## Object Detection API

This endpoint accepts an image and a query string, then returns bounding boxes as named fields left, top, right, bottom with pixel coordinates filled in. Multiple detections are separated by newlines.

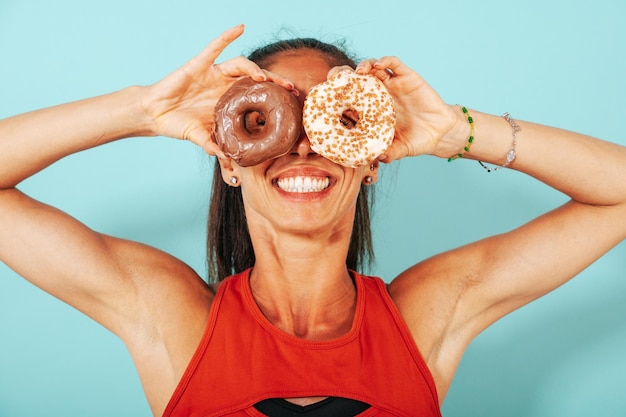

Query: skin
left=218, top=56, right=376, bottom=406
left=1, top=25, right=626, bottom=415
left=220, top=52, right=374, bottom=337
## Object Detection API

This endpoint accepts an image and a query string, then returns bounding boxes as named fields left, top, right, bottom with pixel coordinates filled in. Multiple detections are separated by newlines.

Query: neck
left=249, top=231, right=357, bottom=341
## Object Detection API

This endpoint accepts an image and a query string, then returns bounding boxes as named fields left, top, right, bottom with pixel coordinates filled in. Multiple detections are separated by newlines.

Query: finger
left=355, top=58, right=377, bottom=75
left=215, top=58, right=297, bottom=93
left=370, top=67, right=395, bottom=83
left=379, top=139, right=409, bottom=164
left=369, top=56, right=407, bottom=84
left=261, top=70, right=297, bottom=93
left=187, top=128, right=226, bottom=158
left=373, top=56, right=422, bottom=79
left=327, top=65, right=354, bottom=79
left=217, top=56, right=266, bottom=80
left=195, top=24, right=245, bottom=65
left=202, top=141, right=227, bottom=159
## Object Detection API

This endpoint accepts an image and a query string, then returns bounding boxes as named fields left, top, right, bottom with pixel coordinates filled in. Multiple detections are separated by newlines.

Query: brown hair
left=206, top=38, right=375, bottom=282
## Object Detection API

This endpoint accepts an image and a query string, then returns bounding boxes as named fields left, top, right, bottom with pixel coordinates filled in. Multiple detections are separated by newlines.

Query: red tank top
left=162, top=269, right=441, bottom=417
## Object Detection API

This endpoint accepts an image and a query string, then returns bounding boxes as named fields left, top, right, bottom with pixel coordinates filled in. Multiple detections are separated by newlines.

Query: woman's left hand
left=354, top=57, right=466, bottom=163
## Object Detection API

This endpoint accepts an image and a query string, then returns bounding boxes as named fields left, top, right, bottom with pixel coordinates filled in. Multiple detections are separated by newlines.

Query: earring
left=364, top=176, right=374, bottom=184
left=229, top=176, right=239, bottom=186
left=369, top=163, right=376, bottom=171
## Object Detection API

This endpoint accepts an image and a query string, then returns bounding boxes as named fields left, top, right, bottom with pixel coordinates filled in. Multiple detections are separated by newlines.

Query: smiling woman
left=1, top=13, right=626, bottom=417
left=208, top=42, right=376, bottom=286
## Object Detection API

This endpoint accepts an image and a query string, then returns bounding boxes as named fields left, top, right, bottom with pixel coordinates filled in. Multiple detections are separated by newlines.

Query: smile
left=276, top=176, right=330, bottom=193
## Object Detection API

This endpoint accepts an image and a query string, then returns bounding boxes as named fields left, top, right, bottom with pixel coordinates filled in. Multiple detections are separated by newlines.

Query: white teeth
left=277, top=176, right=330, bottom=193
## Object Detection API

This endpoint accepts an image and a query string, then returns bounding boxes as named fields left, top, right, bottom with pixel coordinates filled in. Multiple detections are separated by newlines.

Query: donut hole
left=244, top=110, right=267, bottom=136
left=340, top=109, right=360, bottom=130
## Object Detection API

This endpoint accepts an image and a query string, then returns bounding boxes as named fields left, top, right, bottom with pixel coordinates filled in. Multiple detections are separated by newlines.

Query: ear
left=218, top=157, right=242, bottom=187
left=362, top=160, right=379, bottom=185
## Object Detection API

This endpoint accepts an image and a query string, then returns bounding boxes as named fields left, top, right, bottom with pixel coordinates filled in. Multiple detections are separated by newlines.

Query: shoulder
left=115, top=242, right=216, bottom=412
left=385, top=245, right=503, bottom=401
left=120, top=243, right=214, bottom=344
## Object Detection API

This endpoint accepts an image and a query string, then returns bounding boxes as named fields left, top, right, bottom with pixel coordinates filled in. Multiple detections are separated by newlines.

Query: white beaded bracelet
left=478, top=112, right=520, bottom=172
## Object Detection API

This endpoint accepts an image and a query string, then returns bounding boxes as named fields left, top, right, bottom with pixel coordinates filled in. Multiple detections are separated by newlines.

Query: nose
left=291, top=130, right=316, bottom=158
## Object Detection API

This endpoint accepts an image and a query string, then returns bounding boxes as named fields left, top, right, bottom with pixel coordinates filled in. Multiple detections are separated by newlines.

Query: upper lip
left=270, top=156, right=337, bottom=179
left=270, top=163, right=337, bottom=187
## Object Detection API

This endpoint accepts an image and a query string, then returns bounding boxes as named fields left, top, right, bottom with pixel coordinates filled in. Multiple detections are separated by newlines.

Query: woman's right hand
left=141, top=25, right=294, bottom=157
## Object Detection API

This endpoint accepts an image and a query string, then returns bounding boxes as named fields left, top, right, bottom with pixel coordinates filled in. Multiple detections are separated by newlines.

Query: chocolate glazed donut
left=213, top=78, right=302, bottom=167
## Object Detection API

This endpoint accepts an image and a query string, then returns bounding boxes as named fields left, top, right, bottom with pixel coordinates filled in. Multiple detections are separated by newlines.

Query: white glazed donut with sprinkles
left=302, top=70, right=396, bottom=168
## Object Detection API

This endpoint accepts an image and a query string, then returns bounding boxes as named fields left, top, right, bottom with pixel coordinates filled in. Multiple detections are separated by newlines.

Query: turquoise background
left=1, top=0, right=625, bottom=415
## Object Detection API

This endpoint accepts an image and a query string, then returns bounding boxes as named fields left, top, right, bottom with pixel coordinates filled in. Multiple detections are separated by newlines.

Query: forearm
left=0, top=86, right=154, bottom=189
left=460, top=109, right=626, bottom=207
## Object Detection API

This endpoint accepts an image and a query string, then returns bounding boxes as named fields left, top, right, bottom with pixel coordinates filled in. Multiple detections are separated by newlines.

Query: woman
left=1, top=24, right=625, bottom=416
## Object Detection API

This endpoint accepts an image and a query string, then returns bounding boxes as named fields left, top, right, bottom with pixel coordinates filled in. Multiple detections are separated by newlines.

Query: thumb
left=187, top=127, right=226, bottom=158
left=378, top=140, right=409, bottom=164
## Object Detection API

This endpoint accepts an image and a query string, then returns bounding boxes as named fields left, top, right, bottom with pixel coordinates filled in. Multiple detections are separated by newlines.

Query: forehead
left=265, top=51, right=332, bottom=95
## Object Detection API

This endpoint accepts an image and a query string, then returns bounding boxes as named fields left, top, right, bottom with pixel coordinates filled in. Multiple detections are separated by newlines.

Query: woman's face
left=222, top=51, right=374, bottom=238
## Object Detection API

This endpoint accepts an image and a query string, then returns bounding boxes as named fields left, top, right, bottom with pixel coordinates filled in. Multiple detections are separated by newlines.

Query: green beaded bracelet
left=448, top=106, right=474, bottom=162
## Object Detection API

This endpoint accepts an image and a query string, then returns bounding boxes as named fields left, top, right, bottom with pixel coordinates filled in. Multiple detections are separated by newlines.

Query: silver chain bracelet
left=478, top=112, right=520, bottom=172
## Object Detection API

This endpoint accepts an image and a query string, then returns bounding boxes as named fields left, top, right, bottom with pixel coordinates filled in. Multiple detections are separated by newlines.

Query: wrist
left=452, top=111, right=521, bottom=168
left=119, top=85, right=158, bottom=138
left=446, top=106, right=475, bottom=162
left=436, top=105, right=472, bottom=159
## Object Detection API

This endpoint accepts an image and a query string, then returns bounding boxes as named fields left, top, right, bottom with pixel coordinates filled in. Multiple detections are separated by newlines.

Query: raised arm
left=359, top=57, right=626, bottom=398
left=0, top=25, right=289, bottom=335
left=0, top=25, right=275, bottom=189
left=0, top=25, right=301, bottom=414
